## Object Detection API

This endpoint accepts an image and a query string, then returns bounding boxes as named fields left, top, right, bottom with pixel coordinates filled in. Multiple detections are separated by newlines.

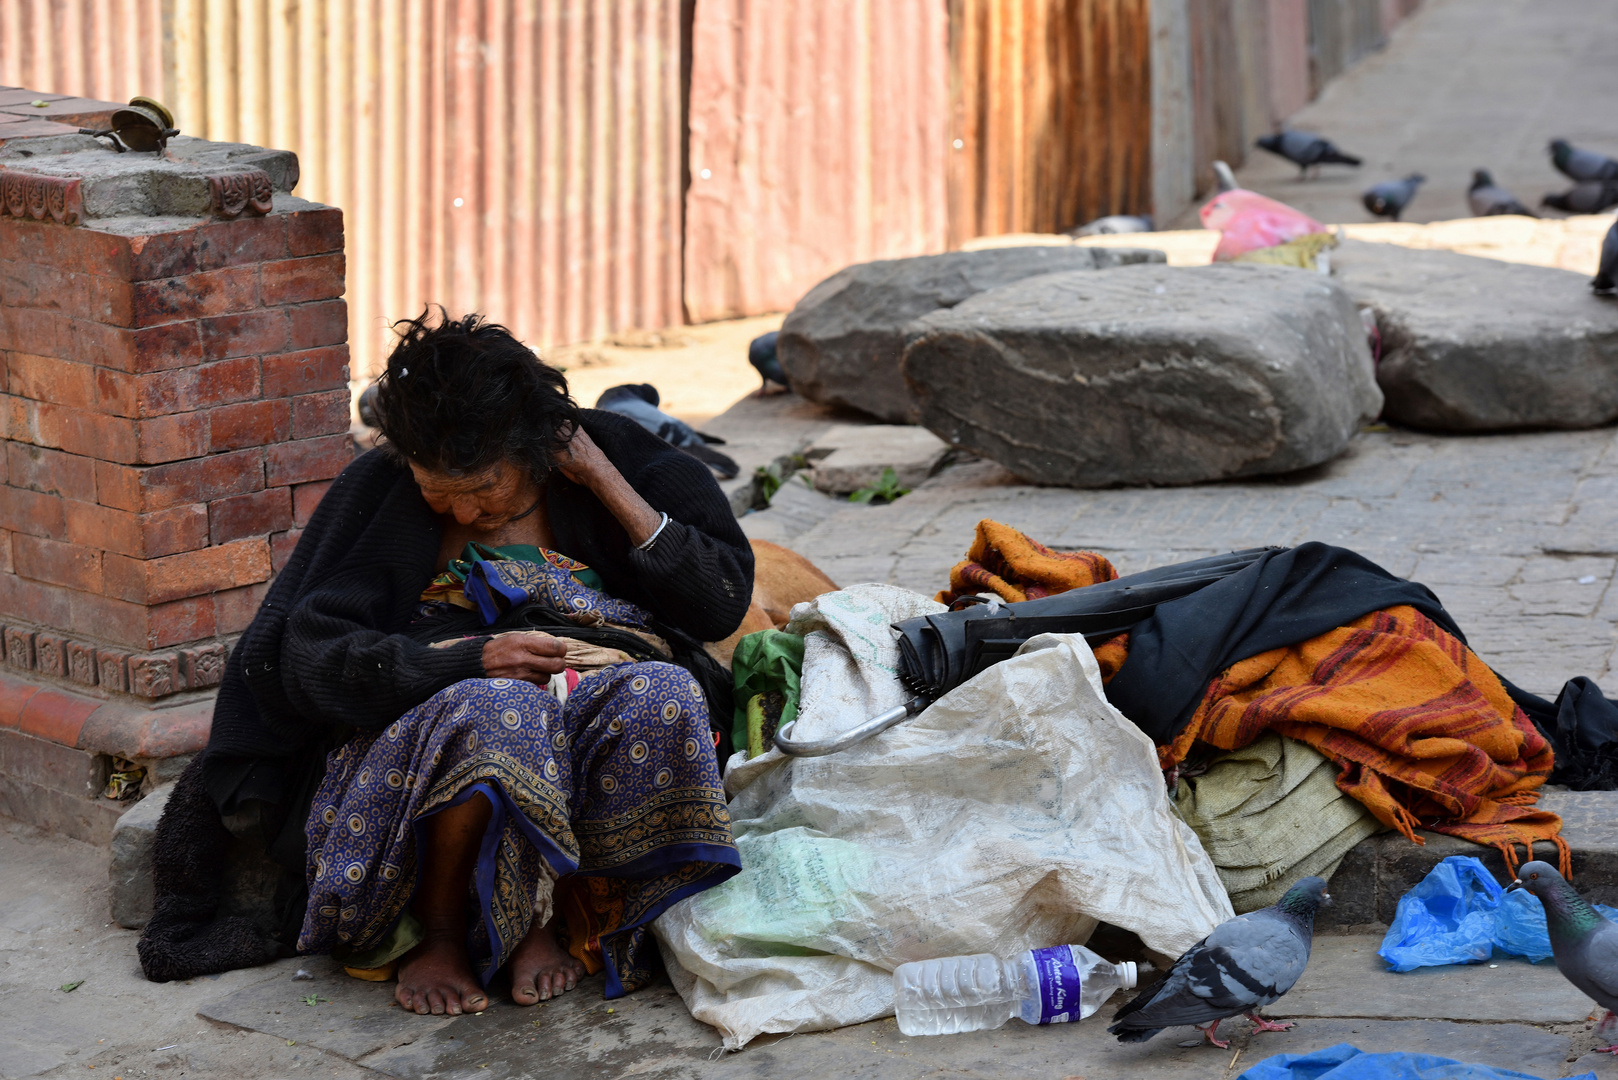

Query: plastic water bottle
left=893, top=945, right=1138, bottom=1036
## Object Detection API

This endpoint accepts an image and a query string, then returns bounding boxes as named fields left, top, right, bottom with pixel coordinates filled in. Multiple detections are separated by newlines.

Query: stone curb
left=1321, top=790, right=1618, bottom=927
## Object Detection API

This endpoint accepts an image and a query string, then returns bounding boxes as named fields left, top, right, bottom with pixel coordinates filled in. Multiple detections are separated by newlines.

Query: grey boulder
left=779, top=245, right=1165, bottom=423
left=1332, top=240, right=1618, bottom=431
left=901, top=263, right=1382, bottom=488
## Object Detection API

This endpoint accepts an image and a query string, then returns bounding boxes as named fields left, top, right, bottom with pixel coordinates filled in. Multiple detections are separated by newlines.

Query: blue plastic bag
left=1237, top=1042, right=1594, bottom=1080
left=1378, top=855, right=1618, bottom=972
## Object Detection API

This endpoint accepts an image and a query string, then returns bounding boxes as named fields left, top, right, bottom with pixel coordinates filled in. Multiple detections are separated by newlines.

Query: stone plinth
left=0, top=97, right=352, bottom=838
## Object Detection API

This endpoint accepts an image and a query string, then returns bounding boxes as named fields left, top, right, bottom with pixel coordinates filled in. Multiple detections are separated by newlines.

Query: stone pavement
left=8, top=803, right=1618, bottom=1080
left=1208, top=0, right=1618, bottom=228
left=749, top=417, right=1618, bottom=701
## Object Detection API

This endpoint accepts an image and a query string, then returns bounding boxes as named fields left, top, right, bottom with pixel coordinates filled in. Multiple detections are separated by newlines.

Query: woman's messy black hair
left=373, top=307, right=579, bottom=485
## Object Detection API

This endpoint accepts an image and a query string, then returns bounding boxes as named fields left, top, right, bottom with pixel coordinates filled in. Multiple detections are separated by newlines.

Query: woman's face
left=410, top=459, right=537, bottom=530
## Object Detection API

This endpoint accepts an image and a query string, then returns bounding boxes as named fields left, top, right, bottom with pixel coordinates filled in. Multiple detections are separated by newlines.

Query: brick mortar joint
left=0, top=619, right=235, bottom=699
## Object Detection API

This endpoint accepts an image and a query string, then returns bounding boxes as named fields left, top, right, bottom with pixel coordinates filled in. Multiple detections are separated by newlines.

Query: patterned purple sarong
left=297, top=664, right=739, bottom=997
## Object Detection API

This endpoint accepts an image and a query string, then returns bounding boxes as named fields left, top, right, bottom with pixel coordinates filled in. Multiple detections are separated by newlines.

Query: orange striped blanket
left=940, top=521, right=1566, bottom=875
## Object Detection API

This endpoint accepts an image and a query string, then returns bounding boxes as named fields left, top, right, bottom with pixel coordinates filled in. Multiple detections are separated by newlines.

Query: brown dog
left=705, top=539, right=839, bottom=668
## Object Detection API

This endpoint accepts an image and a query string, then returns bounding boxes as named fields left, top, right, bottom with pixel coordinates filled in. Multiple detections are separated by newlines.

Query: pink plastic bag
left=1200, top=189, right=1325, bottom=262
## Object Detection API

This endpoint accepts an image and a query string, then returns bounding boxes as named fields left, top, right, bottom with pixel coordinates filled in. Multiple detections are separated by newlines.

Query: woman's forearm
left=584, top=464, right=664, bottom=546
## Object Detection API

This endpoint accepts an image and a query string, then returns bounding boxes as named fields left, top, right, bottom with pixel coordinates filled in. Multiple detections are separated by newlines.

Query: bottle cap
left=1120, top=960, right=1137, bottom=989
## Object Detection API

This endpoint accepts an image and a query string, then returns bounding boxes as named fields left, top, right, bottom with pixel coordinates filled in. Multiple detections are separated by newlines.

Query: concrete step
left=1320, top=789, right=1618, bottom=928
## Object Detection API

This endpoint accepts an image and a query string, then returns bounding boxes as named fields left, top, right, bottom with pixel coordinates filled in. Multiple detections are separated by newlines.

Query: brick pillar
left=0, top=111, right=352, bottom=837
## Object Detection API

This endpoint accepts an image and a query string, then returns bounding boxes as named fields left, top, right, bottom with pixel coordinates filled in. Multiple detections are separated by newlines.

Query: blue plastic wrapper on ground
left=1237, top=1041, right=1596, bottom=1079
left=1377, top=854, right=1618, bottom=972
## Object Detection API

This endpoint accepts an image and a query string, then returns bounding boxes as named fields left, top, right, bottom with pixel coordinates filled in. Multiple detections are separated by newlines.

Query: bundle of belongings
left=656, top=520, right=1618, bottom=1048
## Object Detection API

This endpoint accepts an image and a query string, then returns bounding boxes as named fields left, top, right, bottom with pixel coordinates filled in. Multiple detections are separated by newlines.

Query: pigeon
left=1363, top=174, right=1425, bottom=221
left=1255, top=130, right=1362, bottom=177
left=1067, top=214, right=1155, bottom=237
left=748, top=331, right=790, bottom=396
left=1508, top=861, right=1618, bottom=1053
left=1594, top=221, right=1617, bottom=296
left=594, top=383, right=738, bottom=479
left=1108, top=877, right=1330, bottom=1049
left=1467, top=170, right=1536, bottom=218
left=1212, top=160, right=1239, bottom=194
left=1549, top=139, right=1618, bottom=184
left=357, top=382, right=380, bottom=427
left=1541, top=180, right=1618, bottom=215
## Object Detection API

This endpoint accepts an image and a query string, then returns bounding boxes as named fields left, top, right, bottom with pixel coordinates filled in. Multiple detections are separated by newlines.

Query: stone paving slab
left=1280, top=938, right=1598, bottom=1023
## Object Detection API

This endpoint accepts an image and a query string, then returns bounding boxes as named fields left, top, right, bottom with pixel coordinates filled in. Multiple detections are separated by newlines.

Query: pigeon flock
left=1249, top=128, right=1618, bottom=230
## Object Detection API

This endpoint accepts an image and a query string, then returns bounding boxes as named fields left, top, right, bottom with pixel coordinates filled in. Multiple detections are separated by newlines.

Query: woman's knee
left=437, top=677, right=560, bottom=733
left=600, top=662, right=708, bottom=722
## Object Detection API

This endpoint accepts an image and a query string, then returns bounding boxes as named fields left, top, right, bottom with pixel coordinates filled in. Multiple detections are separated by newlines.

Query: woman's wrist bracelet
left=636, top=511, right=671, bottom=552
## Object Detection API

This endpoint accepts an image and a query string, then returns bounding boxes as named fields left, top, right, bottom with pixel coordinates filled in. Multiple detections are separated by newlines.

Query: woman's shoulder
left=299, top=447, right=419, bottom=534
left=578, top=409, right=687, bottom=476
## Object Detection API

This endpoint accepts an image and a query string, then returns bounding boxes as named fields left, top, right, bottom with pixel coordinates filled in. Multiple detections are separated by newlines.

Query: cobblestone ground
left=1198, top=0, right=1618, bottom=228
left=782, top=425, right=1618, bottom=699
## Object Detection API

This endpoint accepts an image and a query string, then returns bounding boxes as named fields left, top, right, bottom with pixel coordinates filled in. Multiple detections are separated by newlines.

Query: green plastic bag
left=730, top=630, right=804, bottom=758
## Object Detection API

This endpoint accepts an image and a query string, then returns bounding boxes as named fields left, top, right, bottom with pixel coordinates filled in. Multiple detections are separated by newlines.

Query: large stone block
left=108, top=781, right=173, bottom=928
left=1332, top=240, right=1618, bottom=432
left=778, top=246, right=1165, bottom=424
left=901, top=263, right=1382, bottom=487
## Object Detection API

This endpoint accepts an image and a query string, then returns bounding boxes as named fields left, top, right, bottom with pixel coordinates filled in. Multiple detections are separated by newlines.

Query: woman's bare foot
left=396, top=935, right=488, bottom=1016
left=509, top=918, right=587, bottom=1004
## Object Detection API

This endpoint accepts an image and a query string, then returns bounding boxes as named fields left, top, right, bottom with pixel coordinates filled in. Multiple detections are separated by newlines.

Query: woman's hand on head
left=482, top=632, right=567, bottom=685
left=552, top=425, right=613, bottom=488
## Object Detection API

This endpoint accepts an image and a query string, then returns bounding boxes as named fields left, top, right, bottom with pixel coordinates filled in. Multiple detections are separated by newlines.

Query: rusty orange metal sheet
left=683, top=0, right=952, bottom=322
left=947, top=0, right=1153, bottom=243
left=7, top=0, right=686, bottom=378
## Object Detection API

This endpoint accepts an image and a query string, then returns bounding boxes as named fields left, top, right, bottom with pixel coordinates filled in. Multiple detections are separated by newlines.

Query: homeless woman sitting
left=135, top=310, right=749, bottom=1016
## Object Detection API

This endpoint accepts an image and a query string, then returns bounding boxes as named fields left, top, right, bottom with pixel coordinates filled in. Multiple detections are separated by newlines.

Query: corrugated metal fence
left=683, top=0, right=950, bottom=323
left=948, top=0, right=1152, bottom=241
left=5, top=0, right=1417, bottom=345
left=3, top=0, right=685, bottom=378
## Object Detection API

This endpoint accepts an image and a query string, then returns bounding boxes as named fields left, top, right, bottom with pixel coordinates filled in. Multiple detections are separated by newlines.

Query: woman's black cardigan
left=204, top=408, right=754, bottom=812
left=138, top=411, right=752, bottom=981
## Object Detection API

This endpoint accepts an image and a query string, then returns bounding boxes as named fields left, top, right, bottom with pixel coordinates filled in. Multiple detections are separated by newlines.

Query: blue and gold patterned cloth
left=297, top=550, right=739, bottom=997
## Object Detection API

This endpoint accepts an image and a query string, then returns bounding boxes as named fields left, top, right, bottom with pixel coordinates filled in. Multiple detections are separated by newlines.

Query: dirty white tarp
left=653, top=584, right=1233, bottom=1051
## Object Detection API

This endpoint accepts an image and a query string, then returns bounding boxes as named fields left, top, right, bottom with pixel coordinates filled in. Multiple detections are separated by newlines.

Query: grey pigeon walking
left=594, top=383, right=739, bottom=479
left=1542, top=180, right=1618, bottom=215
left=1509, top=861, right=1618, bottom=1052
left=1550, top=139, right=1618, bottom=184
left=1594, top=221, right=1618, bottom=296
left=748, top=330, right=790, bottom=396
left=1468, top=170, right=1536, bottom=218
left=1108, top=877, right=1330, bottom=1049
left=1255, top=130, right=1362, bottom=177
left=1067, top=214, right=1155, bottom=237
left=1363, top=174, right=1425, bottom=221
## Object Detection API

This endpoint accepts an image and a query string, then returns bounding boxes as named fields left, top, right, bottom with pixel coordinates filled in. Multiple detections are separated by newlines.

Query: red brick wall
left=0, top=205, right=351, bottom=681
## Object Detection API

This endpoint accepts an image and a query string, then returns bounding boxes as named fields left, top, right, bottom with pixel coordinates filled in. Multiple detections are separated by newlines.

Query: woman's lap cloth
left=940, top=520, right=1566, bottom=875
left=297, top=663, right=740, bottom=997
